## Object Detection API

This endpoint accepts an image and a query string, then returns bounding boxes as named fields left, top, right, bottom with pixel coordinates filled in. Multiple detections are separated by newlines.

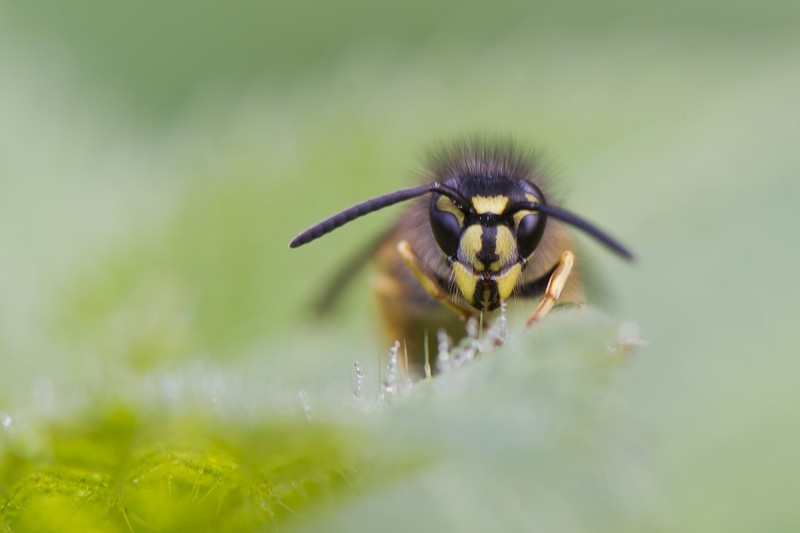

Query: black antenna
left=516, top=202, right=634, bottom=261
left=290, top=183, right=464, bottom=248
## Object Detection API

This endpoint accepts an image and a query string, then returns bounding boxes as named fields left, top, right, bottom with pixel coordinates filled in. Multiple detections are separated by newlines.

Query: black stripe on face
left=478, top=225, right=499, bottom=271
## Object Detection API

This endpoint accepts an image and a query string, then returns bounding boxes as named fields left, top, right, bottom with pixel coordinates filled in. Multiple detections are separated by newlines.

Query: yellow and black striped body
left=290, top=138, right=632, bottom=380
left=372, top=143, right=583, bottom=376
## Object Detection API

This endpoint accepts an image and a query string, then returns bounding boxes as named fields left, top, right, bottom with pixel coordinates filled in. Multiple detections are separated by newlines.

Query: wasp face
left=429, top=179, right=547, bottom=311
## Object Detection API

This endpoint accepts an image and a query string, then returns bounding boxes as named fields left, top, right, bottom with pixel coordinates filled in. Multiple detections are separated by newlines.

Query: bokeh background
left=1, top=1, right=799, bottom=531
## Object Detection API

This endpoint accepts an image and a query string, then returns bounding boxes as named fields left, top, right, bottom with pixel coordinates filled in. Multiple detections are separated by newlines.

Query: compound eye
left=516, top=213, right=546, bottom=258
left=429, top=195, right=462, bottom=257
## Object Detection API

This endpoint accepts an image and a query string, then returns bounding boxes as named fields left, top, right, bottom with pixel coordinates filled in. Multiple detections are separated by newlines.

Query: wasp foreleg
left=524, top=250, right=575, bottom=327
left=397, top=240, right=476, bottom=321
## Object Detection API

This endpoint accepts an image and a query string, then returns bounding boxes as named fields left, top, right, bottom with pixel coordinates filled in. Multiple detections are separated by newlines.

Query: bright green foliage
left=1, top=409, right=393, bottom=532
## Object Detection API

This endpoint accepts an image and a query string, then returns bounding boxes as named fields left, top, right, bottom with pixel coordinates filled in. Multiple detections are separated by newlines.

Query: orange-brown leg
left=397, top=240, right=476, bottom=321
left=525, top=250, right=575, bottom=327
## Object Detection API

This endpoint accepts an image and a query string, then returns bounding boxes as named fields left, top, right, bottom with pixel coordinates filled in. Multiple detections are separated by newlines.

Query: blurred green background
left=1, top=0, right=799, bottom=531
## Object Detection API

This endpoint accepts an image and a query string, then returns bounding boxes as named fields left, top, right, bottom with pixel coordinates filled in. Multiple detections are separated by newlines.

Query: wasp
left=290, top=138, right=633, bottom=377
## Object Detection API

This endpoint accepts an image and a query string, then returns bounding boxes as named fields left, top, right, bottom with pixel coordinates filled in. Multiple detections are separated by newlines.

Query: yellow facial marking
left=525, top=194, right=540, bottom=204
left=493, top=226, right=517, bottom=268
left=453, top=262, right=477, bottom=303
left=495, top=263, right=522, bottom=301
left=513, top=210, right=534, bottom=227
left=459, top=225, right=483, bottom=267
left=472, top=195, right=508, bottom=215
left=436, top=195, right=464, bottom=226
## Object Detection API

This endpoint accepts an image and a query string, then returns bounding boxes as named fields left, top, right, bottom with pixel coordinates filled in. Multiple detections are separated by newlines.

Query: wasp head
left=429, top=178, right=547, bottom=311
